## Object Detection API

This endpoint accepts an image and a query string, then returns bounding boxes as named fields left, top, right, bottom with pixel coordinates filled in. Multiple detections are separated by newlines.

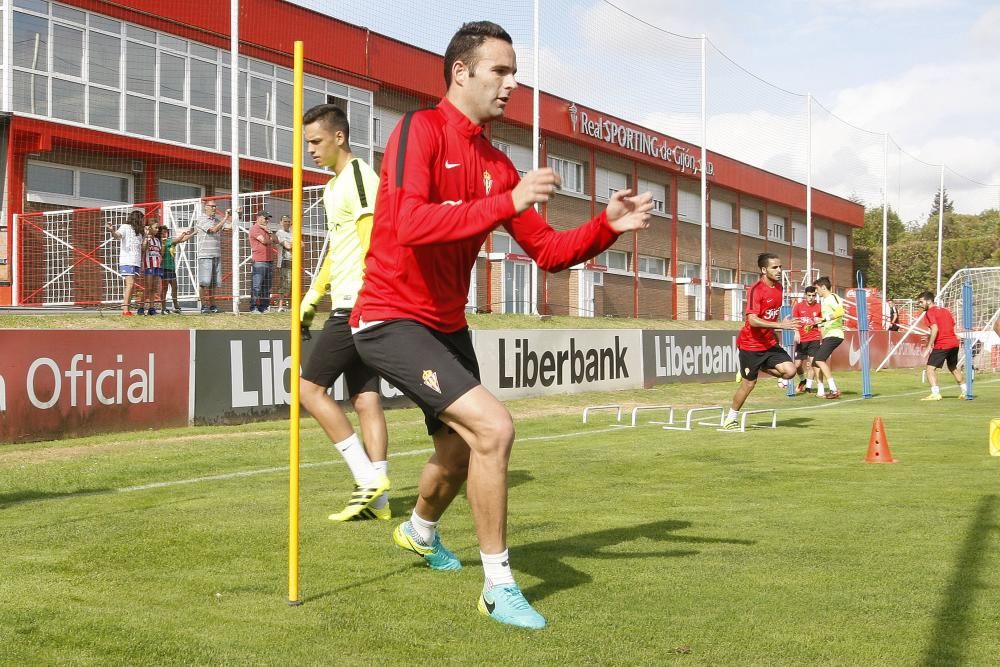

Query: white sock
left=334, top=434, right=377, bottom=487
left=931, top=385, right=941, bottom=395
left=817, top=382, right=826, bottom=396
left=371, top=460, right=388, bottom=509
left=726, top=408, right=738, bottom=422
left=827, top=378, right=838, bottom=393
left=481, top=549, right=515, bottom=590
left=409, top=511, right=437, bottom=545
left=806, top=379, right=813, bottom=389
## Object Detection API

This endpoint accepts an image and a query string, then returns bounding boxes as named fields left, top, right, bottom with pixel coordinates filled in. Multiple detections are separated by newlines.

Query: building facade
left=0, top=0, right=861, bottom=315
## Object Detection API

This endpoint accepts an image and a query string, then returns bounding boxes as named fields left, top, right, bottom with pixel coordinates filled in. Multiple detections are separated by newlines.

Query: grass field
left=2, top=370, right=999, bottom=665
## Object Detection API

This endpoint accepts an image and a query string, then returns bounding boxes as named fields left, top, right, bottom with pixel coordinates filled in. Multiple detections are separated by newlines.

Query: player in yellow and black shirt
left=298, top=104, right=390, bottom=522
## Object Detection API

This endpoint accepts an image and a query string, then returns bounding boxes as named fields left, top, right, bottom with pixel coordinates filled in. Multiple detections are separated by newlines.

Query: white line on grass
left=6, top=427, right=627, bottom=507
left=774, top=377, right=1000, bottom=414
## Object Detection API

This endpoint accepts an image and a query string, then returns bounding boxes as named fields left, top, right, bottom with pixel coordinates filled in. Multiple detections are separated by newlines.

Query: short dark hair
left=814, top=276, right=832, bottom=290
left=804, top=285, right=817, bottom=294
left=757, top=252, right=779, bottom=270
left=302, top=104, right=350, bottom=143
left=443, top=21, right=513, bottom=86
left=917, top=290, right=935, bottom=301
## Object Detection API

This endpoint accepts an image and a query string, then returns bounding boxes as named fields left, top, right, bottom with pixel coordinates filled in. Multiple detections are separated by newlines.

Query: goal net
left=936, top=267, right=1000, bottom=371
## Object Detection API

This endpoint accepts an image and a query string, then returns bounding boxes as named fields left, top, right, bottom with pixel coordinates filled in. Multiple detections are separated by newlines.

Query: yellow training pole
left=288, top=40, right=304, bottom=606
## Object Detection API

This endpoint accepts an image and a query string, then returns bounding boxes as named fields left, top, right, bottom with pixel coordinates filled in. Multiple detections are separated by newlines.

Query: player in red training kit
left=350, top=21, right=652, bottom=629
left=791, top=285, right=822, bottom=394
left=722, top=253, right=798, bottom=430
left=917, top=290, right=967, bottom=400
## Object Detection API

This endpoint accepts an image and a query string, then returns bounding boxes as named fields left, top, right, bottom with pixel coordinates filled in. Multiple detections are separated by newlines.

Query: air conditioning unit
left=131, top=160, right=144, bottom=173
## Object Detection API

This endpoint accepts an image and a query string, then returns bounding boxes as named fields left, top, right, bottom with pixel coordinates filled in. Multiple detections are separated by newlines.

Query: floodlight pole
left=699, top=34, right=707, bottom=321
left=881, top=133, right=888, bottom=306
left=936, top=165, right=944, bottom=295
left=229, top=0, right=241, bottom=314
left=530, top=0, right=540, bottom=315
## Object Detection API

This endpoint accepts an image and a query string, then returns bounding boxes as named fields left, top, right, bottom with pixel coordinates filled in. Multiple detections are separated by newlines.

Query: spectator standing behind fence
left=195, top=200, right=232, bottom=314
left=273, top=215, right=293, bottom=312
left=159, top=225, right=196, bottom=314
left=139, top=220, right=163, bottom=315
left=887, top=299, right=900, bottom=331
left=249, top=211, right=277, bottom=313
left=107, top=209, right=144, bottom=316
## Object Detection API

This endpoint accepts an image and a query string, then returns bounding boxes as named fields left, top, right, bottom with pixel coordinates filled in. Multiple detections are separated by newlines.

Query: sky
left=291, top=0, right=999, bottom=221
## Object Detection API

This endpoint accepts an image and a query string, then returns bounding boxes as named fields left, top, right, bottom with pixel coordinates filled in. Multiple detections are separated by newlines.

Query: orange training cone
left=865, top=417, right=896, bottom=464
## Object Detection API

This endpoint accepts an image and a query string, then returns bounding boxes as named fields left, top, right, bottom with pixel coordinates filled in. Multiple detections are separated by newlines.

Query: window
left=595, top=167, right=627, bottom=202
left=158, top=179, right=203, bottom=201
left=13, top=12, right=48, bottom=71
left=79, top=171, right=129, bottom=201
left=767, top=214, right=786, bottom=242
left=190, top=59, right=217, bottom=110
left=88, top=87, right=120, bottom=129
left=491, top=139, right=531, bottom=175
left=740, top=206, right=761, bottom=235
left=678, top=188, right=701, bottom=222
left=711, top=198, right=734, bottom=230
left=159, top=52, right=186, bottom=101
left=52, top=24, right=83, bottom=77
left=792, top=221, right=807, bottom=248
left=26, top=161, right=132, bottom=206
left=711, top=267, right=734, bottom=284
left=677, top=262, right=702, bottom=279
left=637, top=178, right=666, bottom=214
left=88, top=31, right=120, bottom=88
left=742, top=271, right=759, bottom=286
left=126, top=41, right=156, bottom=95
left=8, top=5, right=373, bottom=165
left=834, top=232, right=850, bottom=256
left=638, top=255, right=667, bottom=276
left=51, top=79, right=85, bottom=122
left=126, top=95, right=155, bottom=136
left=548, top=156, right=585, bottom=194
left=814, top=227, right=830, bottom=252
left=492, top=231, right=525, bottom=256
left=596, top=249, right=630, bottom=272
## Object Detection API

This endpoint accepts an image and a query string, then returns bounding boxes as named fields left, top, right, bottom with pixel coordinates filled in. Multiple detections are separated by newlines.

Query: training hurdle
left=662, top=406, right=724, bottom=431
left=626, top=405, right=675, bottom=428
left=582, top=405, right=623, bottom=424
left=741, top=409, right=777, bottom=431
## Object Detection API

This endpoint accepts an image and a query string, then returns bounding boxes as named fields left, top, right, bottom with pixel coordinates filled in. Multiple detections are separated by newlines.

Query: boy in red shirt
left=723, top=253, right=797, bottom=430
left=791, top=285, right=822, bottom=393
left=917, top=290, right=967, bottom=400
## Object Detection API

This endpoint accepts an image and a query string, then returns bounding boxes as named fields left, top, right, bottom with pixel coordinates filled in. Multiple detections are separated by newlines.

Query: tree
left=929, top=188, right=954, bottom=216
left=853, top=206, right=906, bottom=287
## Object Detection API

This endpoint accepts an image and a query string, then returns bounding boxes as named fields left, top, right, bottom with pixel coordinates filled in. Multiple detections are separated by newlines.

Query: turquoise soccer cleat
left=478, top=583, right=546, bottom=630
left=392, top=521, right=462, bottom=571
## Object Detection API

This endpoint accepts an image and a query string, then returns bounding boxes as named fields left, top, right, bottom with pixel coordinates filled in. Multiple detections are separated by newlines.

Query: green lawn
left=2, top=370, right=998, bottom=665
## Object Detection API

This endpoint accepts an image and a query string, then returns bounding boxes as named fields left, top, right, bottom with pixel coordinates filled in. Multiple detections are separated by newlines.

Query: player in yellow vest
left=812, top=276, right=845, bottom=399
left=298, top=104, right=390, bottom=521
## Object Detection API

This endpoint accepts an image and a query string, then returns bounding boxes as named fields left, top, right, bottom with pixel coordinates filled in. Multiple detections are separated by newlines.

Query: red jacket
left=352, top=98, right=619, bottom=332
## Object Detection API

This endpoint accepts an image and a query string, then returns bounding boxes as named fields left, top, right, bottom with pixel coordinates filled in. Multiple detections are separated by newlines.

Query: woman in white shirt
left=107, top=209, right=145, bottom=315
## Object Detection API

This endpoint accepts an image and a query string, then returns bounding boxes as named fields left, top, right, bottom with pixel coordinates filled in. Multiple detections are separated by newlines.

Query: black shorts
left=738, top=345, right=792, bottom=381
left=927, top=347, right=959, bottom=371
left=301, top=314, right=380, bottom=396
left=795, top=340, right=821, bottom=360
left=353, top=319, right=480, bottom=435
left=812, top=336, right=843, bottom=363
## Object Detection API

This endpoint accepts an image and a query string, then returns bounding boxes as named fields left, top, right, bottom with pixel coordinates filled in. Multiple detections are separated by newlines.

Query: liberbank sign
left=569, top=103, right=715, bottom=176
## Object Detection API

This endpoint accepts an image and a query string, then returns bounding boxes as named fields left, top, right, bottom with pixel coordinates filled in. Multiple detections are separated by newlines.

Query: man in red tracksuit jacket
left=351, top=21, right=653, bottom=629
